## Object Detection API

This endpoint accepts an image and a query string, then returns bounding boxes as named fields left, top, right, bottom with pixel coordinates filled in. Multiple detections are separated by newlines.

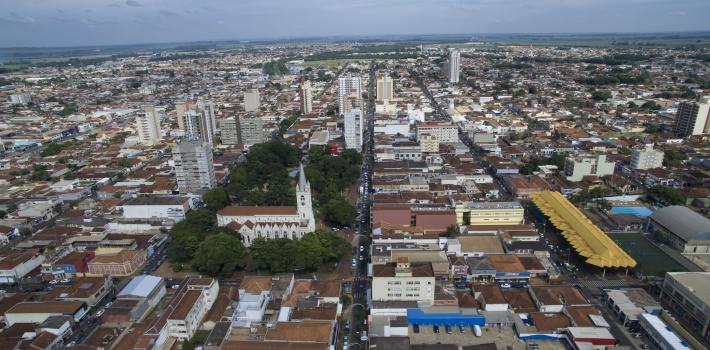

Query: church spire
left=298, top=163, right=308, bottom=191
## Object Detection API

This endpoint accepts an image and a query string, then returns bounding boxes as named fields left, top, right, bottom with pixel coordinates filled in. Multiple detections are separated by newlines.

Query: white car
left=500, top=283, right=511, bottom=288
left=49, top=280, right=58, bottom=285
left=96, top=309, right=105, bottom=317
left=60, top=279, right=70, bottom=284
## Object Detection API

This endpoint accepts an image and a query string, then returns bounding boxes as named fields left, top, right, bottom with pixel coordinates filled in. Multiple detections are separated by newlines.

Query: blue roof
left=407, top=308, right=485, bottom=326
left=118, top=275, right=163, bottom=298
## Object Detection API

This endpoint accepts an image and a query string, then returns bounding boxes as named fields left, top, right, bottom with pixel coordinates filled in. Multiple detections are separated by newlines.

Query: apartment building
left=377, top=74, right=394, bottom=102
left=564, top=154, right=616, bottom=182
left=416, top=122, right=459, bottom=143
left=630, top=144, right=664, bottom=170
left=372, top=257, right=435, bottom=304
left=136, top=106, right=162, bottom=146
left=244, top=88, right=260, bottom=112
left=674, top=96, right=710, bottom=137
left=344, top=108, right=363, bottom=151
left=173, top=138, right=216, bottom=194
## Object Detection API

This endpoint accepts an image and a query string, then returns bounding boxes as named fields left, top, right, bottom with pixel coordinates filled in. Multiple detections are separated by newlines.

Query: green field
left=611, top=233, right=686, bottom=277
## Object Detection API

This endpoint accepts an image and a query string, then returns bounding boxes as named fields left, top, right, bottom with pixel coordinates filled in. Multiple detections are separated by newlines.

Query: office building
left=453, top=201, right=525, bottom=226
left=177, top=99, right=216, bottom=145
left=173, top=138, right=216, bottom=194
left=338, top=76, right=362, bottom=114
left=675, top=96, right=710, bottom=137
left=219, top=118, right=239, bottom=145
left=344, top=108, right=363, bottom=151
left=660, top=272, right=710, bottom=342
left=300, top=79, right=313, bottom=114
left=564, top=154, right=616, bottom=182
left=244, top=88, right=260, bottom=112
left=447, top=48, right=461, bottom=83
left=236, top=115, right=264, bottom=146
left=342, top=93, right=363, bottom=114
left=376, top=74, right=394, bottom=102
left=416, top=122, right=459, bottom=143
left=372, top=257, right=435, bottom=303
left=630, top=144, right=664, bottom=170
left=136, top=106, right=162, bottom=146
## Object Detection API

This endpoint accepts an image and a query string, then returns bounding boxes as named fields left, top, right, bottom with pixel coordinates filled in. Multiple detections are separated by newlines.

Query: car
left=60, top=279, right=70, bottom=284
left=49, top=280, right=58, bottom=285
left=640, top=345, right=649, bottom=349
left=633, top=333, right=642, bottom=338
left=105, top=301, right=113, bottom=308
left=433, top=325, right=440, bottom=333
left=96, top=309, right=104, bottom=317
left=359, top=255, right=364, bottom=261
left=352, top=259, right=357, bottom=267
left=359, top=245, right=364, bottom=252
left=172, top=284, right=180, bottom=289
left=343, top=341, right=348, bottom=348
left=66, top=341, right=76, bottom=347
left=500, top=283, right=511, bottom=288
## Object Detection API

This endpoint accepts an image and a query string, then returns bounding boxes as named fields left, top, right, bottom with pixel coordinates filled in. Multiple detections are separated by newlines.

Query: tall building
left=674, top=96, right=710, bottom=136
left=376, top=75, right=394, bottom=102
left=220, top=118, right=239, bottom=145
left=173, top=138, right=216, bottom=194
left=564, top=154, right=616, bottom=182
left=136, top=106, right=162, bottom=146
left=344, top=108, right=363, bottom=151
left=630, top=144, right=664, bottom=170
left=300, top=80, right=313, bottom=114
left=338, top=76, right=362, bottom=114
left=447, top=48, right=461, bottom=84
left=176, top=99, right=216, bottom=145
left=244, top=88, right=260, bottom=112
left=236, top=115, right=264, bottom=146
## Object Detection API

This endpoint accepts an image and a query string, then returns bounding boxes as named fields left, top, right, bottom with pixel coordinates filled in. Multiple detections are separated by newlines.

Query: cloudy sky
left=1, top=0, right=709, bottom=47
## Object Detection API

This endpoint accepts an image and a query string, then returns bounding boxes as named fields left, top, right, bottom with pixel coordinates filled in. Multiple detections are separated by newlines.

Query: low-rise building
left=453, top=201, right=524, bottom=226
left=648, top=205, right=710, bottom=254
left=372, top=257, right=435, bottom=304
left=121, top=196, right=193, bottom=222
left=87, top=250, right=146, bottom=277
left=0, top=249, right=45, bottom=284
left=5, top=301, right=88, bottom=326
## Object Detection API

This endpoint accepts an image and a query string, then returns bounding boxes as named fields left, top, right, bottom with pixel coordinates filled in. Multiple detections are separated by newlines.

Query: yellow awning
left=530, top=191, right=636, bottom=268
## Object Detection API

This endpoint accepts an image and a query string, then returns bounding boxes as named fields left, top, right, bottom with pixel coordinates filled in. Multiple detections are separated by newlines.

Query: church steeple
left=298, top=163, right=308, bottom=192
left=296, top=163, right=314, bottom=230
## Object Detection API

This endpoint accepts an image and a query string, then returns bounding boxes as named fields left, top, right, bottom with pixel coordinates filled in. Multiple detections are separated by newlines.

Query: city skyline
left=1, top=0, right=710, bottom=47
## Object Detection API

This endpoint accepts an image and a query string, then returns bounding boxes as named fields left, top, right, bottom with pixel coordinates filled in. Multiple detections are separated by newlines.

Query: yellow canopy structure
left=530, top=191, right=637, bottom=268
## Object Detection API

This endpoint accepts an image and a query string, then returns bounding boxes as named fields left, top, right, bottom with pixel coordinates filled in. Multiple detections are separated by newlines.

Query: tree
left=322, top=199, right=356, bottom=227
left=203, top=188, right=230, bottom=211
left=192, top=234, right=248, bottom=275
left=595, top=199, right=612, bottom=211
left=441, top=225, right=459, bottom=237
left=0, top=210, right=6, bottom=219
left=649, top=185, right=685, bottom=205
left=591, top=90, right=612, bottom=101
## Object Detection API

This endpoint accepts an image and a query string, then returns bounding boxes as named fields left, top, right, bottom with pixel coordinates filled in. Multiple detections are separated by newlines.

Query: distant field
left=304, top=59, right=361, bottom=68
left=610, top=232, right=686, bottom=277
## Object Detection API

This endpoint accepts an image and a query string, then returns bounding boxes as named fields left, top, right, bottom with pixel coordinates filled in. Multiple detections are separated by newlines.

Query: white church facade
left=216, top=164, right=316, bottom=247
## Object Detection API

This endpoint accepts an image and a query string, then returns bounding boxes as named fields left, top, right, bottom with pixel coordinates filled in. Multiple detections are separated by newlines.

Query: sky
left=1, top=0, right=709, bottom=47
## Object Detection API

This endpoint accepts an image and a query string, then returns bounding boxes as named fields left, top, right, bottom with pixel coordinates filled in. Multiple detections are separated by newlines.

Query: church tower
left=296, top=163, right=315, bottom=231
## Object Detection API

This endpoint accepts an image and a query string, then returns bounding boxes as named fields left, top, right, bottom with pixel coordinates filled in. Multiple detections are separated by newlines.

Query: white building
left=232, top=276, right=274, bottom=328
left=10, top=93, right=32, bottom=105
left=372, top=258, right=435, bottom=304
left=300, top=80, right=313, bottom=114
left=0, top=249, right=45, bottom=284
left=446, top=48, right=460, bottom=83
left=244, top=88, right=260, bottom=112
left=338, top=76, right=362, bottom=114
left=177, top=99, right=216, bottom=146
left=121, top=196, right=193, bottom=222
left=630, top=144, right=664, bottom=170
left=173, top=138, right=216, bottom=195
left=416, top=122, right=459, bottom=143
left=5, top=301, right=87, bottom=326
left=344, top=108, right=363, bottom=151
left=136, top=106, right=162, bottom=146
left=217, top=164, right=316, bottom=247
left=564, top=154, right=616, bottom=182
left=675, top=96, right=710, bottom=136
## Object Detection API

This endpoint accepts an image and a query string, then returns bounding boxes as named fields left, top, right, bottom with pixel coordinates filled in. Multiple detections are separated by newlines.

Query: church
left=216, top=164, right=316, bottom=247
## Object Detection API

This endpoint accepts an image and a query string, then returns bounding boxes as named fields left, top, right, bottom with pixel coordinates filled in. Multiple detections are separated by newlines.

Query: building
left=219, top=118, right=239, bottom=145
left=564, top=327, right=616, bottom=350
left=372, top=257, right=435, bottom=304
left=136, top=106, right=162, bottom=146
left=344, top=108, right=363, bottom=151
left=46, top=277, right=113, bottom=307
left=564, top=154, right=615, bottom=181
left=217, top=164, right=315, bottom=247
left=659, top=272, right=710, bottom=342
left=5, top=301, right=87, bottom=326
left=121, top=196, right=193, bottom=222
left=420, top=134, right=439, bottom=153
left=377, top=75, right=394, bottom=102
left=10, top=93, right=32, bottom=105
left=338, top=76, right=362, bottom=114
left=87, top=250, right=146, bottom=277
left=173, top=138, right=216, bottom=194
left=112, top=275, right=166, bottom=322
left=638, top=313, right=694, bottom=350
left=177, top=99, right=216, bottom=145
left=0, top=249, right=45, bottom=284
left=232, top=276, right=273, bottom=327
left=416, top=122, right=459, bottom=143
left=648, top=205, right=710, bottom=253
left=300, top=79, right=313, bottom=114
left=674, top=96, right=710, bottom=136
left=244, top=88, right=260, bottom=112
left=236, top=115, right=264, bottom=146
left=446, top=48, right=461, bottom=83
left=453, top=201, right=524, bottom=226
left=602, top=288, right=661, bottom=329
left=630, top=144, right=664, bottom=170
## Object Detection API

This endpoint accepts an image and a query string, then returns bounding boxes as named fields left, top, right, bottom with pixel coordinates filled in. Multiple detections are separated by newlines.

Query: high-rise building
left=244, top=88, right=260, bottom=112
left=300, top=80, right=313, bottom=114
left=219, top=118, right=239, bottom=145
left=630, top=144, right=664, bottom=170
left=344, top=108, right=363, bottom=151
left=338, top=76, right=362, bottom=114
left=178, top=99, right=216, bottom=146
left=342, top=93, right=363, bottom=114
left=173, top=138, right=216, bottom=194
left=136, top=106, right=162, bottom=145
left=236, top=115, right=264, bottom=146
left=564, top=154, right=616, bottom=182
left=376, top=75, right=394, bottom=102
left=447, top=48, right=460, bottom=84
left=10, top=93, right=31, bottom=105
left=674, top=96, right=710, bottom=137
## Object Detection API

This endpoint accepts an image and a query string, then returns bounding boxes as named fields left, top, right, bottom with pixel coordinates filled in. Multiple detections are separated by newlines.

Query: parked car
left=500, top=283, right=511, bottom=288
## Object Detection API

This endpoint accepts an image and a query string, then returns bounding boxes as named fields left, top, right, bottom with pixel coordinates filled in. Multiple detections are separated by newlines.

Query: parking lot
left=408, top=323, right=527, bottom=348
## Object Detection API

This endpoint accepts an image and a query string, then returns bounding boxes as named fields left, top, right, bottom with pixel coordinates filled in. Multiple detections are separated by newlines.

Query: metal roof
left=118, top=275, right=163, bottom=298
left=649, top=206, right=710, bottom=242
left=530, top=191, right=636, bottom=268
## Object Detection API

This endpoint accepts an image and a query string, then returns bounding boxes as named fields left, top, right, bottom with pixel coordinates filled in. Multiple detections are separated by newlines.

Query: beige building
left=630, top=144, right=664, bottom=170
left=372, top=257, right=435, bottom=303
left=87, top=250, right=146, bottom=277
left=419, top=134, right=439, bottom=153
left=376, top=75, right=394, bottom=102
left=300, top=80, right=313, bottom=114
left=675, top=96, right=710, bottom=137
left=136, top=106, right=162, bottom=145
left=453, top=201, right=524, bottom=226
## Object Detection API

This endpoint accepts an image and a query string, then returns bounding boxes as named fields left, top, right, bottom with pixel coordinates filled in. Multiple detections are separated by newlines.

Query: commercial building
left=110, top=275, right=166, bottom=323
left=300, top=79, right=313, bottom=114
left=87, top=250, right=147, bottom=277
left=121, top=196, right=193, bottom=222
left=674, top=96, right=710, bottom=136
left=235, top=115, right=264, bottom=146
left=338, top=76, right=362, bottom=114
left=453, top=201, right=524, bottom=226
left=377, top=74, right=394, bottom=102
left=638, top=313, right=693, bottom=350
left=446, top=48, right=460, bottom=83
left=173, top=138, right=216, bottom=194
left=416, top=122, right=459, bottom=143
left=648, top=205, right=710, bottom=253
left=601, top=288, right=660, bottom=329
left=0, top=249, right=45, bottom=284
left=5, top=301, right=88, bottom=326
left=46, top=277, right=113, bottom=308
left=564, top=154, right=616, bottom=181
left=244, top=88, right=260, bottom=112
left=630, top=144, right=664, bottom=170
left=659, top=272, right=710, bottom=342
left=177, top=99, right=216, bottom=145
left=344, top=108, right=363, bottom=151
left=372, top=257, right=435, bottom=304
left=136, top=106, right=162, bottom=146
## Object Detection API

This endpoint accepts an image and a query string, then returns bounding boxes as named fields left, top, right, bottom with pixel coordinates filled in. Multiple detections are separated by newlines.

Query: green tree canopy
left=322, top=198, right=357, bottom=227
left=192, top=233, right=248, bottom=275
left=203, top=188, right=230, bottom=211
